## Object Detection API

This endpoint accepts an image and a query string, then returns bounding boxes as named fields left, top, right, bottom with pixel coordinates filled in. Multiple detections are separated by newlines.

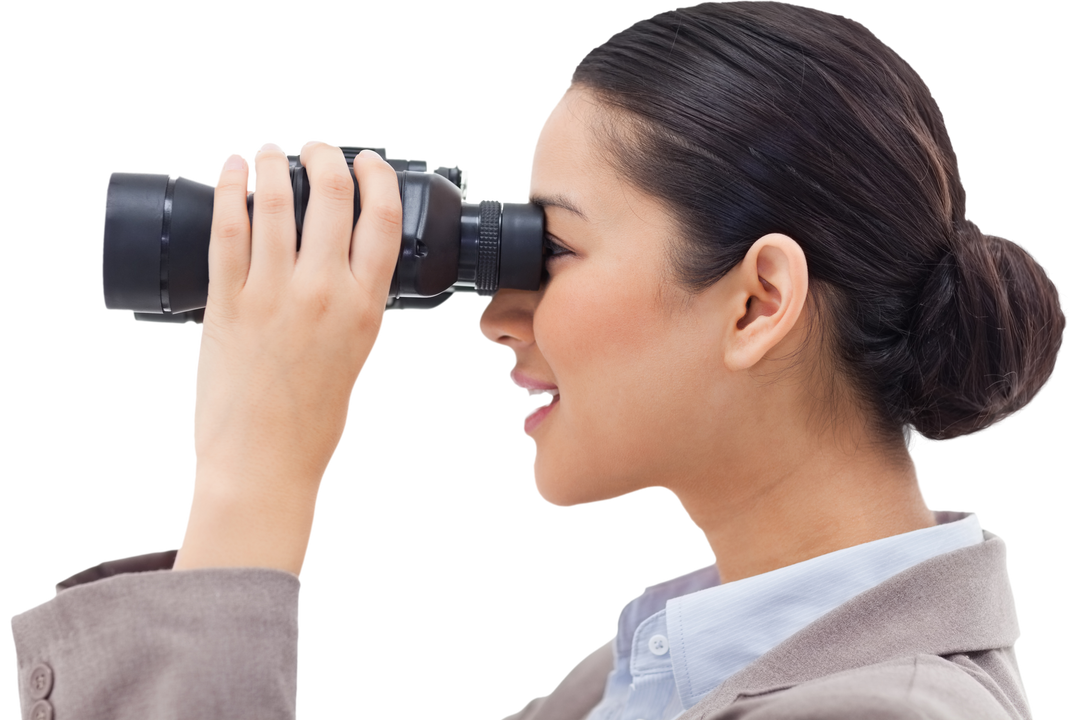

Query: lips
left=524, top=393, right=560, bottom=434
left=505, top=369, right=557, bottom=397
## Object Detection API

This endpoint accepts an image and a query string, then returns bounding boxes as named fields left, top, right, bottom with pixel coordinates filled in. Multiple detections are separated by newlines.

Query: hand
left=173, top=143, right=401, bottom=575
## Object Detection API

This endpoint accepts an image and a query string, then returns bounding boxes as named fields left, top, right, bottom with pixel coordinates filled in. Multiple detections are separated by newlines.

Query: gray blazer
left=12, top=534, right=1028, bottom=720
left=507, top=532, right=1029, bottom=720
left=10, top=552, right=302, bottom=720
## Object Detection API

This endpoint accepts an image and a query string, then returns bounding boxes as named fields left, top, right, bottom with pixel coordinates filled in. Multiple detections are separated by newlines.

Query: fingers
left=208, top=154, right=251, bottom=306
left=296, top=142, right=356, bottom=273
left=213, top=143, right=401, bottom=312
left=349, top=149, right=402, bottom=300
left=249, top=143, right=296, bottom=282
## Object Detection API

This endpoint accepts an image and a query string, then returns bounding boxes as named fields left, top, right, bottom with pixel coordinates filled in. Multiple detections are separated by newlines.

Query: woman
left=475, top=7, right=1062, bottom=720
left=11, top=3, right=1064, bottom=719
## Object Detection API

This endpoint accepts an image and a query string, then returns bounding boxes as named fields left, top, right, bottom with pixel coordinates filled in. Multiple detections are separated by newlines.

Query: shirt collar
left=613, top=512, right=984, bottom=710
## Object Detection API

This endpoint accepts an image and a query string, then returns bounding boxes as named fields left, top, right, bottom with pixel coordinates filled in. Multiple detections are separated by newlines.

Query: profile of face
left=481, top=89, right=810, bottom=508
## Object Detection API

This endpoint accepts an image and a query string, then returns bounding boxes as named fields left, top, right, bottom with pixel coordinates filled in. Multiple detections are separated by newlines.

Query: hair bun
left=906, top=220, right=1065, bottom=439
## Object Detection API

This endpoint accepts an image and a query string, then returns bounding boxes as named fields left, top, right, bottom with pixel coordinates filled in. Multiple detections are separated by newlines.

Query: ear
left=723, top=233, right=809, bottom=371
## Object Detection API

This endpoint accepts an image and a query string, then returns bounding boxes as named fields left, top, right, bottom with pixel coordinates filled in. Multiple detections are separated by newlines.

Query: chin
left=534, top=476, right=588, bottom=507
left=531, top=459, right=626, bottom=509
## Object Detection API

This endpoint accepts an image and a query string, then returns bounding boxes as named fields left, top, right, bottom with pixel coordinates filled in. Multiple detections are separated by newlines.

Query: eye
left=543, top=233, right=573, bottom=263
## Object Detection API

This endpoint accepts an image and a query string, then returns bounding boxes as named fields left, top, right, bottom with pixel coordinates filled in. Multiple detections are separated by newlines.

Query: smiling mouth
left=524, top=390, right=561, bottom=403
left=525, top=389, right=560, bottom=434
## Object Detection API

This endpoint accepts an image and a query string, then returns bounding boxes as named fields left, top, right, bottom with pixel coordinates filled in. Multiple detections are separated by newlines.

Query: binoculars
left=103, top=147, right=545, bottom=321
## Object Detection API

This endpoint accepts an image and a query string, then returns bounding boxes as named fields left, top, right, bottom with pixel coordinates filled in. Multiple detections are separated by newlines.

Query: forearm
left=174, top=464, right=320, bottom=575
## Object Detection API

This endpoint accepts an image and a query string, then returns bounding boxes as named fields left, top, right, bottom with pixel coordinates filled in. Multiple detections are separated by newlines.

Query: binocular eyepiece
left=103, top=147, right=546, bottom=322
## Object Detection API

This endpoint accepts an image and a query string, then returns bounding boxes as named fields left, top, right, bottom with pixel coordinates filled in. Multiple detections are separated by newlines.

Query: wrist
left=174, top=465, right=321, bottom=575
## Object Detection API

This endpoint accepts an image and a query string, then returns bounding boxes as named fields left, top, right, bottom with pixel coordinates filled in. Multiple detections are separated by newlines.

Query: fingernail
left=358, top=149, right=385, bottom=163
left=252, top=139, right=285, bottom=155
left=224, top=154, right=246, bottom=171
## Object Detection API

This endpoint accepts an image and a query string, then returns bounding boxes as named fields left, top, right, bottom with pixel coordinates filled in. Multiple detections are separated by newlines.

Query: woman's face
left=475, top=85, right=937, bottom=587
left=481, top=89, right=745, bottom=506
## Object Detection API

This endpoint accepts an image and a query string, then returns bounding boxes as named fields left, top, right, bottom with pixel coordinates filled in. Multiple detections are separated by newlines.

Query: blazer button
left=29, top=664, right=54, bottom=700
left=30, top=700, right=54, bottom=720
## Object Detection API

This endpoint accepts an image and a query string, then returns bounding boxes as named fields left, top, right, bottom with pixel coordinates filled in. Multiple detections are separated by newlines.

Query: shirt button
left=648, top=634, right=669, bottom=656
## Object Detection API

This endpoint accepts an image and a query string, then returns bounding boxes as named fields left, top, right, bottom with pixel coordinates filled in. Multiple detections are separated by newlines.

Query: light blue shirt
left=586, top=512, right=984, bottom=720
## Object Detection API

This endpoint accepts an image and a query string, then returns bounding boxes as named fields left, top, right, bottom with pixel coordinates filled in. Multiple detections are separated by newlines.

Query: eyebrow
left=529, top=193, right=588, bottom=220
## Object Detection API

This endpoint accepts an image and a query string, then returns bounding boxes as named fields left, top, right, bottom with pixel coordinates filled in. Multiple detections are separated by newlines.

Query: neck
left=673, top=422, right=933, bottom=584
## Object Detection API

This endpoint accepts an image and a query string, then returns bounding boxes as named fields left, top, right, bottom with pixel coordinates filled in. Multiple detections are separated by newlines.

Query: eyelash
left=543, top=234, right=573, bottom=262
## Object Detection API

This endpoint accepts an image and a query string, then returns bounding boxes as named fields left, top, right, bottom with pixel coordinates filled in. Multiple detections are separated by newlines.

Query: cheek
left=533, top=264, right=665, bottom=403
left=531, top=262, right=691, bottom=501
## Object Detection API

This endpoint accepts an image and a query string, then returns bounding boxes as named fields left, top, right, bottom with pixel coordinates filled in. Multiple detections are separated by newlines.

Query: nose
left=480, top=289, right=540, bottom=349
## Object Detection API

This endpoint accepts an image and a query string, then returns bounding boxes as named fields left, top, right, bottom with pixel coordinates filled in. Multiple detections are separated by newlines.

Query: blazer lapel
left=503, top=641, right=613, bottom=720
left=680, top=532, right=1019, bottom=717
left=515, top=532, right=1018, bottom=720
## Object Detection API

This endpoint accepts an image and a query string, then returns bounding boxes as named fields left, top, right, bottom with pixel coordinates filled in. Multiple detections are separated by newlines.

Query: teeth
left=528, top=388, right=559, bottom=397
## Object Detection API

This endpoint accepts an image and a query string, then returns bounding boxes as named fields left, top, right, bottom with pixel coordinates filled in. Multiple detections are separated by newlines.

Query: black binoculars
left=103, top=147, right=545, bottom=322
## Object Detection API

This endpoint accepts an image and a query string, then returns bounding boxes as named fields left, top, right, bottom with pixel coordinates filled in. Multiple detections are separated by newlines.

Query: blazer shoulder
left=716, top=654, right=1024, bottom=720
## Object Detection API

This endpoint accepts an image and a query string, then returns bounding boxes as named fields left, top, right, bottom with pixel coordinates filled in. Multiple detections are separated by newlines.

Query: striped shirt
left=586, top=512, right=984, bottom=720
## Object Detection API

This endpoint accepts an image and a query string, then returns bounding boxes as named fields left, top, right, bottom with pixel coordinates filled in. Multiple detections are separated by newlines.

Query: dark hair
left=572, top=1, right=1065, bottom=440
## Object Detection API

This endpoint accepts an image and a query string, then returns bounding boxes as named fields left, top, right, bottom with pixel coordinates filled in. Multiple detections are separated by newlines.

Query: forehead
left=530, top=89, right=603, bottom=207
left=530, top=89, right=675, bottom=239
left=529, top=88, right=630, bottom=216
